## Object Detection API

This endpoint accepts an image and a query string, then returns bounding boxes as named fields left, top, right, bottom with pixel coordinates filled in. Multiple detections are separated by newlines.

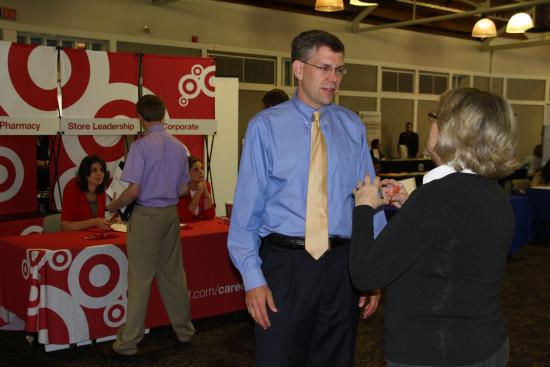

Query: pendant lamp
left=472, top=18, right=497, bottom=38
left=506, top=12, right=534, bottom=33
left=315, top=0, right=344, bottom=12
left=349, top=0, right=378, bottom=5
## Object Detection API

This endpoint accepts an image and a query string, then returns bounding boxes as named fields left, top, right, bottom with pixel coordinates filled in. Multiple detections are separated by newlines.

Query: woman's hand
left=109, top=213, right=122, bottom=224
left=197, top=181, right=208, bottom=195
left=380, top=179, right=409, bottom=208
left=93, top=217, right=112, bottom=230
left=353, top=175, right=386, bottom=209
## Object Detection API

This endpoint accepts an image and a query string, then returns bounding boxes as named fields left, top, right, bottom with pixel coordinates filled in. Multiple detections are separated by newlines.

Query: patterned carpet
left=1, top=241, right=549, bottom=367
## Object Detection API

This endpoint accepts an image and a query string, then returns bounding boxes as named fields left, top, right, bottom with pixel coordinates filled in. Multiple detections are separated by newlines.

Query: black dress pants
left=255, top=237, right=359, bottom=367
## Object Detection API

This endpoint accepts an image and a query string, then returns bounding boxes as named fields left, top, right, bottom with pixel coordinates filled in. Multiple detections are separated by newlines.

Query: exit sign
left=0, top=7, right=17, bottom=21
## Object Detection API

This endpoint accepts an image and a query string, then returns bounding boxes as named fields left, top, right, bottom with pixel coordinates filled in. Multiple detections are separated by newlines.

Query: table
left=0, top=219, right=244, bottom=350
left=379, top=159, right=435, bottom=174
left=509, top=195, right=532, bottom=255
left=0, top=215, right=44, bottom=236
left=527, top=187, right=550, bottom=238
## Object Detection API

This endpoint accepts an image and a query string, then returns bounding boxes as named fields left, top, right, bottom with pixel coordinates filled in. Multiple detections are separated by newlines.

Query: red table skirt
left=0, top=219, right=245, bottom=349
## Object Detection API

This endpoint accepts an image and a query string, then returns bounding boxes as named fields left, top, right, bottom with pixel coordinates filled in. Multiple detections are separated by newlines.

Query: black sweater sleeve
left=349, top=189, right=448, bottom=291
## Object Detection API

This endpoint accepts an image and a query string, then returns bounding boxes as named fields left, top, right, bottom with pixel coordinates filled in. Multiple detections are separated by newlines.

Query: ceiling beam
left=151, top=0, right=179, bottom=5
left=482, top=36, right=550, bottom=50
left=351, top=4, right=379, bottom=32
left=351, top=0, right=550, bottom=33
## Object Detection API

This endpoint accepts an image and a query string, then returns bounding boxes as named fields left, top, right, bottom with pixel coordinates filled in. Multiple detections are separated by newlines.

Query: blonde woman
left=351, top=88, right=517, bottom=367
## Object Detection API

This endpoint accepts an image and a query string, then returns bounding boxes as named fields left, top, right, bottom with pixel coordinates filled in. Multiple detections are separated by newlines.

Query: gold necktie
left=305, top=111, right=329, bottom=260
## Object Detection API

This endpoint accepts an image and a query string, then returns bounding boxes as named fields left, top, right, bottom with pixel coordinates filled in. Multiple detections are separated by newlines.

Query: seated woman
left=531, top=159, right=550, bottom=187
left=370, top=138, right=384, bottom=160
left=177, top=156, right=215, bottom=221
left=351, top=88, right=517, bottom=366
left=61, top=155, right=113, bottom=231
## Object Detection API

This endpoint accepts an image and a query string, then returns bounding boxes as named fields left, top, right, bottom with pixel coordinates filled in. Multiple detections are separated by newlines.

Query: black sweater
left=350, top=173, right=513, bottom=366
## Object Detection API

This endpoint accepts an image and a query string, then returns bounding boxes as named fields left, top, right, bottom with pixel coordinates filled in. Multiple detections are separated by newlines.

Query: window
left=507, top=78, right=546, bottom=101
left=30, top=36, right=43, bottom=45
left=16, top=32, right=107, bottom=51
left=46, top=38, right=59, bottom=47
left=452, top=74, right=471, bottom=89
left=382, top=68, right=414, bottom=93
left=473, top=76, right=490, bottom=91
left=282, top=58, right=297, bottom=87
left=419, top=71, right=448, bottom=95
left=208, top=51, right=276, bottom=84
left=340, top=63, right=377, bottom=92
left=16, top=34, right=26, bottom=44
left=117, top=41, right=200, bottom=57
left=61, top=39, right=74, bottom=49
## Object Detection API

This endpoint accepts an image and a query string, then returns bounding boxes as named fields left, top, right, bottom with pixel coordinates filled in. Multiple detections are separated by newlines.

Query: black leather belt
left=263, top=233, right=349, bottom=250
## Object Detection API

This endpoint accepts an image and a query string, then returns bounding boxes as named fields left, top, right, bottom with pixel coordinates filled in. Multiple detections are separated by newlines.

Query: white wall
left=0, top=0, right=548, bottom=78
left=1, top=0, right=548, bottom=164
left=211, top=77, right=238, bottom=217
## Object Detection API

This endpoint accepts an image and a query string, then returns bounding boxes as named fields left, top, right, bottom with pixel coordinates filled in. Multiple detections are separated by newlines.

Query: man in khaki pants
left=108, top=94, right=195, bottom=356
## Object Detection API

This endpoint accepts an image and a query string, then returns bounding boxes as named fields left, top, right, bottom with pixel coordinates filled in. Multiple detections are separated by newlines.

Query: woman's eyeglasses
left=301, top=60, right=347, bottom=78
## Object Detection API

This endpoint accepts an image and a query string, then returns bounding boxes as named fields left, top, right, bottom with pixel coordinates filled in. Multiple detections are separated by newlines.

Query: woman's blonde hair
left=435, top=88, right=518, bottom=179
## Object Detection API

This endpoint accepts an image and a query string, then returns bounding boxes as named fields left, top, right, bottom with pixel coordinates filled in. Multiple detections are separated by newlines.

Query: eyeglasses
left=300, top=60, right=347, bottom=77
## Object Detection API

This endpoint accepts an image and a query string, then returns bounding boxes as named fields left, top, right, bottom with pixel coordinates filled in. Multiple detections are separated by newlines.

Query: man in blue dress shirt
left=228, top=30, right=387, bottom=366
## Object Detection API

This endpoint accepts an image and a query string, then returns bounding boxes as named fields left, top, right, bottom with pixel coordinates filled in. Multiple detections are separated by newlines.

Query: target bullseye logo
left=178, top=64, right=215, bottom=107
left=0, top=146, right=24, bottom=203
left=68, top=246, right=127, bottom=309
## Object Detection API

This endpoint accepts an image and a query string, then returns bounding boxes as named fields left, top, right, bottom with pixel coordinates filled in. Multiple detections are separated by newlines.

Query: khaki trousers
left=113, top=205, right=195, bottom=355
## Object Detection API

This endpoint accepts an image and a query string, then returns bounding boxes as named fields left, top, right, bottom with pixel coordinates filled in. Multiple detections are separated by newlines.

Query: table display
left=378, top=159, right=435, bottom=174
left=527, top=188, right=550, bottom=238
left=0, top=215, right=44, bottom=236
left=509, top=195, right=532, bottom=255
left=0, top=219, right=244, bottom=350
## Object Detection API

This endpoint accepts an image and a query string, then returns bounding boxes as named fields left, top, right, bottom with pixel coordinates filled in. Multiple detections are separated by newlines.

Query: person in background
left=177, top=156, right=215, bottom=221
left=228, top=30, right=386, bottom=367
left=398, top=121, right=419, bottom=158
left=530, top=140, right=543, bottom=176
left=37, top=136, right=50, bottom=214
left=108, top=94, right=195, bottom=357
left=261, top=88, right=289, bottom=109
left=370, top=138, right=384, bottom=160
left=61, top=155, right=114, bottom=231
left=242, top=89, right=290, bottom=149
left=351, top=88, right=517, bottom=367
left=531, top=159, right=550, bottom=187
left=37, top=136, right=50, bottom=191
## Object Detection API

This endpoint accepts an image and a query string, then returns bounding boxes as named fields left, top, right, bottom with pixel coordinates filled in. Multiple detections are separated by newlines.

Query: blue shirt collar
left=291, top=92, right=331, bottom=127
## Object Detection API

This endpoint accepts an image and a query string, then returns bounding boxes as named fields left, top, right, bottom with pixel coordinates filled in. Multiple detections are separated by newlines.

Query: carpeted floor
left=1, top=241, right=549, bottom=367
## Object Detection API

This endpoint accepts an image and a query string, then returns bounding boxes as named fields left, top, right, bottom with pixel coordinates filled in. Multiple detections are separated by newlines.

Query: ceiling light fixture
left=472, top=17, right=497, bottom=38
left=349, top=0, right=378, bottom=6
left=506, top=12, right=534, bottom=33
left=315, top=0, right=344, bottom=12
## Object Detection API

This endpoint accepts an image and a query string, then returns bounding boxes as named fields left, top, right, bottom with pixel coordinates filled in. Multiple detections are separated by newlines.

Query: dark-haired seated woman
left=177, top=156, right=215, bottom=222
left=61, top=155, right=114, bottom=231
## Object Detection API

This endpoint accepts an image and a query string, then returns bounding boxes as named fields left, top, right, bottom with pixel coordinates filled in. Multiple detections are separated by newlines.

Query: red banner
left=0, top=136, right=36, bottom=215
left=51, top=50, right=138, bottom=209
left=0, top=42, right=216, bottom=214
left=0, top=216, right=43, bottom=236
left=141, top=54, right=215, bottom=159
